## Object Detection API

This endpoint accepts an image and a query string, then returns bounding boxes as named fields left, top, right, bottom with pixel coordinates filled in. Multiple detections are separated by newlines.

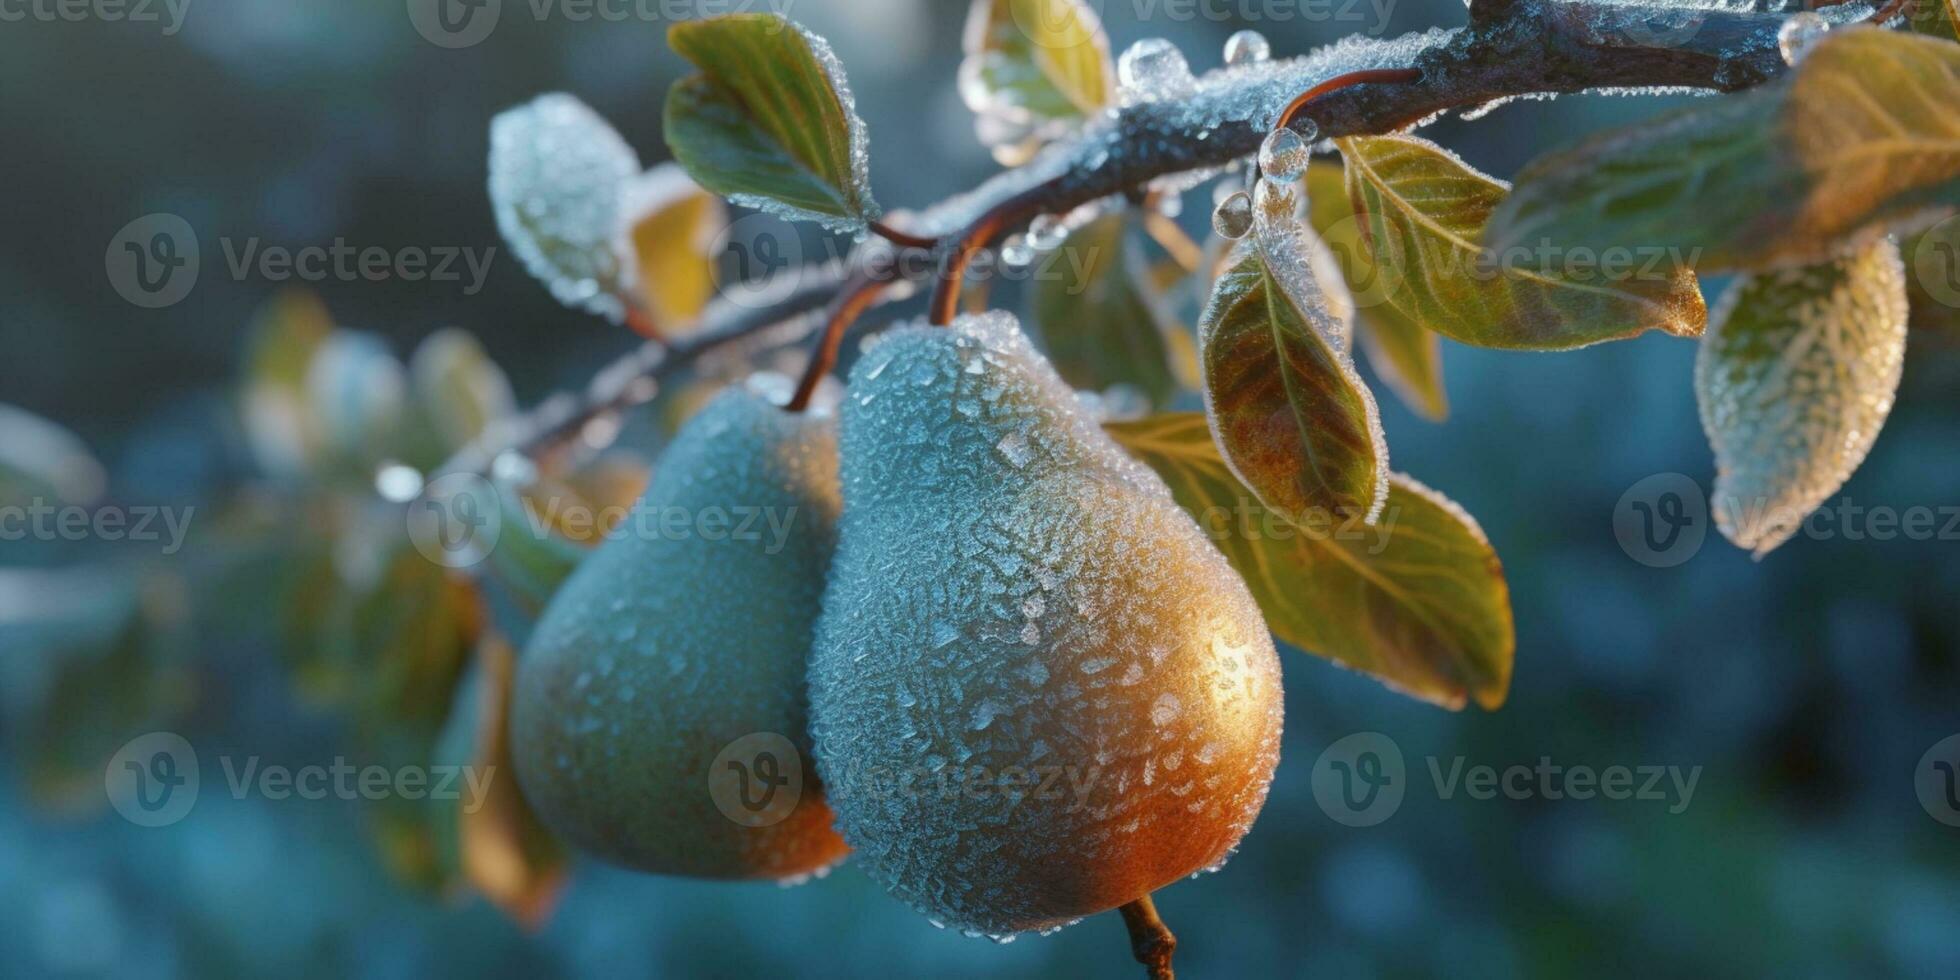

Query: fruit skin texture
left=810, top=312, right=1283, bottom=936
left=511, top=388, right=849, bottom=879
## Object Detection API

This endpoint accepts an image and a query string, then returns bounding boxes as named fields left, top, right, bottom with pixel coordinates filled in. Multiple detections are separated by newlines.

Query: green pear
left=511, top=387, right=849, bottom=879
left=810, top=312, right=1283, bottom=937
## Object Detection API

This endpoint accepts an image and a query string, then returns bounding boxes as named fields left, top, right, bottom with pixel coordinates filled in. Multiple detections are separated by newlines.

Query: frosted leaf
left=1117, top=38, right=1195, bottom=105
left=1696, top=239, right=1908, bottom=557
left=1251, top=176, right=1297, bottom=222
left=810, top=311, right=1282, bottom=937
left=1777, top=12, right=1829, bottom=65
left=1222, top=30, right=1270, bottom=67
left=1211, top=190, right=1253, bottom=239
left=489, top=93, right=639, bottom=322
left=1258, top=128, right=1310, bottom=182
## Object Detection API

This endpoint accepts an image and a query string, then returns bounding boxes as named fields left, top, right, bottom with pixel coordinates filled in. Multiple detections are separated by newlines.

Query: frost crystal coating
left=489, top=93, right=640, bottom=323
left=810, top=312, right=1284, bottom=938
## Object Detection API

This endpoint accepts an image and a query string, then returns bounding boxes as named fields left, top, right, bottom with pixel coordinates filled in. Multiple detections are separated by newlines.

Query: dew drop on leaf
left=1212, top=190, right=1254, bottom=239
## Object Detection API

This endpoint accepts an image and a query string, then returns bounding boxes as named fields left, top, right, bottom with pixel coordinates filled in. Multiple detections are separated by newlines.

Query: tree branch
left=450, top=0, right=1813, bottom=476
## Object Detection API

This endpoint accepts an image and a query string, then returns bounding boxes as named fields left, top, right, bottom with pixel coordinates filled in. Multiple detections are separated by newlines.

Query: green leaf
left=665, top=14, right=877, bottom=230
left=1199, top=187, right=1388, bottom=525
left=1488, top=28, right=1960, bottom=272
left=1696, top=239, right=1909, bottom=557
left=1910, top=0, right=1959, bottom=44
left=410, top=329, right=515, bottom=455
left=489, top=94, right=641, bottom=322
left=1029, top=211, right=1179, bottom=407
left=960, top=0, right=1113, bottom=122
left=1339, top=133, right=1706, bottom=350
left=1304, top=161, right=1448, bottom=420
left=1107, top=412, right=1513, bottom=710
left=623, top=164, right=725, bottom=337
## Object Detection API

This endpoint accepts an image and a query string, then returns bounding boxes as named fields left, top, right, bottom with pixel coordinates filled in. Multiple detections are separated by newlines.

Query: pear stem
left=787, top=256, right=897, bottom=413
left=1119, top=895, right=1177, bottom=980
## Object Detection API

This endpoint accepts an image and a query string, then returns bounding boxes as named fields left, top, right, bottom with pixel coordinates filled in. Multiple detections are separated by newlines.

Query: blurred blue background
left=3, top=0, right=1959, bottom=977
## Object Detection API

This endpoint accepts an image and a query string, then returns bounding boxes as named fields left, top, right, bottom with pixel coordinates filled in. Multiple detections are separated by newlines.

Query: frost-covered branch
left=468, top=0, right=1817, bottom=469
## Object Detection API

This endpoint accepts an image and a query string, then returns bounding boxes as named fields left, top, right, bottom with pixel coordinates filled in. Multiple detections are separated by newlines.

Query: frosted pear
left=810, top=312, right=1282, bottom=937
left=512, top=388, right=849, bottom=879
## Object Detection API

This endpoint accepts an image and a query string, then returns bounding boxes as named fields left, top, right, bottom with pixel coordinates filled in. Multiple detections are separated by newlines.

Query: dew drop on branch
left=1222, top=30, right=1270, bottom=67
left=1777, top=12, right=1829, bottom=66
left=1258, top=128, right=1310, bottom=182
left=1117, top=38, right=1196, bottom=105
left=999, top=234, right=1034, bottom=267
left=1026, top=215, right=1066, bottom=252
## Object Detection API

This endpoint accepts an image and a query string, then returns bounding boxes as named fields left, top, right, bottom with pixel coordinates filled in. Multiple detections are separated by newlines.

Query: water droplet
left=1258, top=127, right=1310, bottom=182
left=1117, top=38, right=1194, bottom=104
left=1026, top=214, right=1067, bottom=252
left=1212, top=190, right=1253, bottom=239
left=1000, top=234, right=1033, bottom=267
left=1778, top=12, right=1829, bottom=66
left=1222, top=29, right=1270, bottom=67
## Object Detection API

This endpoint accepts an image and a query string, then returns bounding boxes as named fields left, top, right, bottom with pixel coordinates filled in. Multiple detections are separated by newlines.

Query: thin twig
left=1119, top=895, right=1177, bottom=980
left=786, top=254, right=899, bottom=413
left=869, top=219, right=941, bottom=251
left=1274, top=67, right=1424, bottom=134
left=456, top=0, right=1818, bottom=474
